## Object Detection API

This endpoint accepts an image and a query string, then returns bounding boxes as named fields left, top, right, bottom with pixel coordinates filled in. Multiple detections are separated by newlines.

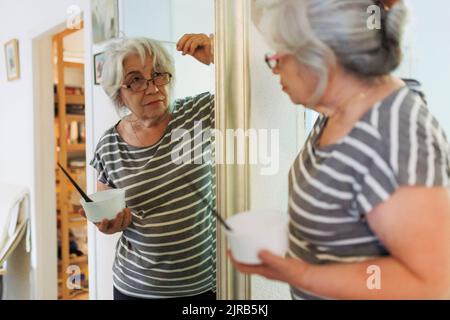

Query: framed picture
left=94, top=52, right=106, bottom=85
left=92, top=0, right=119, bottom=44
left=4, top=39, right=20, bottom=81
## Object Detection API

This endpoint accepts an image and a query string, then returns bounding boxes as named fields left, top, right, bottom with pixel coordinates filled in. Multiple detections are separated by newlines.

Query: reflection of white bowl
left=80, top=189, right=126, bottom=223
left=226, top=210, right=289, bottom=265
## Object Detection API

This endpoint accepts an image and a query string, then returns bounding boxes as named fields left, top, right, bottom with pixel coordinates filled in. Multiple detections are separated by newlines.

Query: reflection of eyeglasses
left=264, top=52, right=284, bottom=70
left=121, top=72, right=172, bottom=92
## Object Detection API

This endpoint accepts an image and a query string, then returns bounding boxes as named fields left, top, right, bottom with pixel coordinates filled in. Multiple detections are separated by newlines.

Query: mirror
left=90, top=0, right=217, bottom=300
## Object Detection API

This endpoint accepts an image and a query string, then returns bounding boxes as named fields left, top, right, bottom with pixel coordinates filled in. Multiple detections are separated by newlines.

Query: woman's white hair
left=253, top=0, right=408, bottom=104
left=100, top=37, right=175, bottom=115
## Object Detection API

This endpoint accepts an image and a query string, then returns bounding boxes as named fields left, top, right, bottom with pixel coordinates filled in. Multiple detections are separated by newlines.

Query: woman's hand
left=229, top=250, right=310, bottom=289
left=78, top=207, right=133, bottom=235
left=176, top=33, right=214, bottom=65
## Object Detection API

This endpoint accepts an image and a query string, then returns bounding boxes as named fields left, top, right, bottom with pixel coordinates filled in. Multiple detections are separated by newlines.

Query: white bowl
left=226, top=210, right=289, bottom=265
left=80, top=189, right=126, bottom=223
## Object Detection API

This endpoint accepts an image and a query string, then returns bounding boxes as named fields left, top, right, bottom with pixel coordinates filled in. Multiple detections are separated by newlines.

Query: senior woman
left=232, top=0, right=450, bottom=299
left=82, top=34, right=216, bottom=300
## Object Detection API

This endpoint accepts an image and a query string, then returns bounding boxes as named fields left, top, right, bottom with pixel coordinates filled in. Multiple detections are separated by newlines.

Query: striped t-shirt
left=288, top=83, right=450, bottom=300
left=90, top=92, right=216, bottom=299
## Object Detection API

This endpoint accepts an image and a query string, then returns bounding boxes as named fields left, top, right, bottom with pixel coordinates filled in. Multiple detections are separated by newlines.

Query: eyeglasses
left=265, top=52, right=284, bottom=70
left=121, top=72, right=172, bottom=92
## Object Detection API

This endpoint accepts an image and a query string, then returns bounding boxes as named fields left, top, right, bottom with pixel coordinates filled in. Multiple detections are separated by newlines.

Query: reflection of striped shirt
left=288, top=83, right=450, bottom=300
left=90, top=92, right=216, bottom=299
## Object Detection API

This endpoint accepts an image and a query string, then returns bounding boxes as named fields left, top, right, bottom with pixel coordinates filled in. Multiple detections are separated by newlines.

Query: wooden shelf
left=56, top=182, right=77, bottom=191
left=66, top=114, right=85, bottom=122
left=55, top=94, right=85, bottom=105
left=58, top=255, right=88, bottom=268
left=70, top=255, right=88, bottom=265
left=70, top=291, right=89, bottom=300
left=69, top=220, right=87, bottom=228
left=57, top=213, right=87, bottom=228
left=64, top=62, right=84, bottom=69
left=58, top=288, right=89, bottom=300
left=67, top=144, right=85, bottom=152
left=56, top=184, right=72, bottom=193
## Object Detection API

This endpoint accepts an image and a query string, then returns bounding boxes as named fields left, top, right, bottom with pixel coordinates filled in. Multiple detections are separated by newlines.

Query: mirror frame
left=215, top=0, right=252, bottom=300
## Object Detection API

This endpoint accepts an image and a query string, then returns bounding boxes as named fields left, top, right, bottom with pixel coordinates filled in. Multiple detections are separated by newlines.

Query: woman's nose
left=145, top=81, right=159, bottom=95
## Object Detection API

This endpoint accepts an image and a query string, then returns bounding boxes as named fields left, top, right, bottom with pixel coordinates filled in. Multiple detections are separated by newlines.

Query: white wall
left=400, top=0, right=450, bottom=137
left=88, top=0, right=214, bottom=300
left=0, top=0, right=90, bottom=299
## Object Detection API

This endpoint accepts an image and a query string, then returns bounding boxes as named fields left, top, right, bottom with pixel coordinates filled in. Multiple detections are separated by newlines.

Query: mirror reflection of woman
left=232, top=0, right=450, bottom=299
left=81, top=34, right=217, bottom=300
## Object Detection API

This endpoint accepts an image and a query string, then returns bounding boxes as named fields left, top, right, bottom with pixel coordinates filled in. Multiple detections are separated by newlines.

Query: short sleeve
left=355, top=92, right=450, bottom=215
left=171, top=92, right=214, bottom=126
left=354, top=149, right=399, bottom=216
left=396, top=101, right=450, bottom=187
left=191, top=92, right=214, bottom=124
left=89, top=146, right=116, bottom=188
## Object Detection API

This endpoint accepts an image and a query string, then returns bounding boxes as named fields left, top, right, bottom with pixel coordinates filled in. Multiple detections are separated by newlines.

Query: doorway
left=32, top=20, right=88, bottom=300
left=53, top=24, right=89, bottom=300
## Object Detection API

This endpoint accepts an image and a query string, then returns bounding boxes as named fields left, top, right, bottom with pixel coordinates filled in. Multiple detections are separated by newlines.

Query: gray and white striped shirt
left=289, top=83, right=450, bottom=300
left=90, top=92, right=216, bottom=299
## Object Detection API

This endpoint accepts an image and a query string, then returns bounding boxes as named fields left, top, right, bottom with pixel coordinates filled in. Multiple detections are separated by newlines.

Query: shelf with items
left=67, top=144, right=86, bottom=152
left=57, top=212, right=87, bottom=228
left=57, top=287, right=89, bottom=300
left=57, top=255, right=88, bottom=268
left=53, top=24, right=89, bottom=300
left=54, top=117, right=86, bottom=153
left=55, top=93, right=85, bottom=105
left=56, top=219, right=89, bottom=299
left=63, top=61, right=84, bottom=69
left=55, top=161, right=87, bottom=227
left=67, top=114, right=85, bottom=122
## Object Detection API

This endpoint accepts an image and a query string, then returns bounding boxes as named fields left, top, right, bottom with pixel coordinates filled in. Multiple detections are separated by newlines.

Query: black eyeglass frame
left=121, top=72, right=173, bottom=92
left=265, top=52, right=279, bottom=70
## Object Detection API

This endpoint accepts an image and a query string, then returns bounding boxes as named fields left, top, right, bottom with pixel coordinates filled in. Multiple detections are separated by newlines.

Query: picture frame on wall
left=93, top=52, right=106, bottom=85
left=91, top=0, right=119, bottom=44
left=4, top=39, right=20, bottom=81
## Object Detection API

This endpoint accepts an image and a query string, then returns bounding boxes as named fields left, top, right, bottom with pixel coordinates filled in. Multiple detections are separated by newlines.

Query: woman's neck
left=119, top=112, right=172, bottom=147
left=127, top=109, right=171, bottom=129
left=316, top=75, right=405, bottom=122
left=315, top=75, right=405, bottom=148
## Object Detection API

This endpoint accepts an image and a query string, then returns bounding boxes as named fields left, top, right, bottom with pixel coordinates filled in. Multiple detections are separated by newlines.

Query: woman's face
left=120, top=54, right=170, bottom=124
left=272, top=53, right=318, bottom=106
